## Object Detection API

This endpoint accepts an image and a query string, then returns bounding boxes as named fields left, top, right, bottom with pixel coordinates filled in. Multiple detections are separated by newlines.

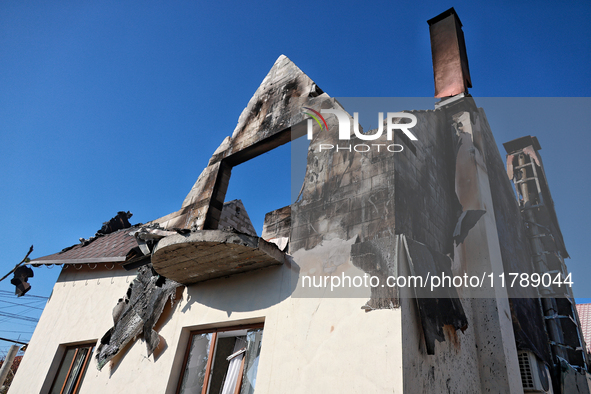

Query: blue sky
left=0, top=0, right=590, bottom=352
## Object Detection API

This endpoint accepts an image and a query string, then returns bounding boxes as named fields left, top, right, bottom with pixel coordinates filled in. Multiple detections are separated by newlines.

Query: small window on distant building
left=49, top=343, right=95, bottom=394
left=177, top=324, right=264, bottom=394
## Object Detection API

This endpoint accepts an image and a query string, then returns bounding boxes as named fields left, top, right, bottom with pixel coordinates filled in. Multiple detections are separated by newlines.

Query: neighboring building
left=577, top=304, right=591, bottom=354
left=8, top=8, right=591, bottom=394
left=0, top=355, right=22, bottom=394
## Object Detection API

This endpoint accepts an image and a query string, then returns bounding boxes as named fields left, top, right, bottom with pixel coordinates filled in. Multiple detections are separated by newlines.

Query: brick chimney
left=427, top=8, right=472, bottom=98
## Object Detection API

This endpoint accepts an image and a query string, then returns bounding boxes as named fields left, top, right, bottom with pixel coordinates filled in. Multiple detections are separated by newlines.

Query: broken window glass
left=178, top=333, right=214, bottom=394
left=177, top=325, right=263, bottom=394
left=240, top=328, right=263, bottom=394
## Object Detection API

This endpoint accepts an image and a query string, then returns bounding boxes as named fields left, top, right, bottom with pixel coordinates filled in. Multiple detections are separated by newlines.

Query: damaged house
left=7, top=8, right=591, bottom=394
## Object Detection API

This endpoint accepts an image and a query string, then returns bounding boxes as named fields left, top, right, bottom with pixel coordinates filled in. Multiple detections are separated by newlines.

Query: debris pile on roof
left=78, top=211, right=134, bottom=247
left=130, top=224, right=184, bottom=256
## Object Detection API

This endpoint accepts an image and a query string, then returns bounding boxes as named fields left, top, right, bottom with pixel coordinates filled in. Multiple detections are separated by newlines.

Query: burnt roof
left=30, top=200, right=255, bottom=266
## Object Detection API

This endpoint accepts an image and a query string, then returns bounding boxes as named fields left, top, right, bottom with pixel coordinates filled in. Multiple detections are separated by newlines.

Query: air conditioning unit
left=518, top=351, right=553, bottom=393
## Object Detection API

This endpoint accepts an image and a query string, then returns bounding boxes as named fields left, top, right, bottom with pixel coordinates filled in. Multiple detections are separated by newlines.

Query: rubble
left=78, top=211, right=134, bottom=247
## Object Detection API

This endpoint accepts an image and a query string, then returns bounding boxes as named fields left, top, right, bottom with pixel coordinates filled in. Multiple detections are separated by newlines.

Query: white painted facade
left=10, top=260, right=407, bottom=393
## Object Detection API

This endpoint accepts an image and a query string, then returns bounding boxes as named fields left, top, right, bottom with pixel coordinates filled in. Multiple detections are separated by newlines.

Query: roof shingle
left=32, top=229, right=137, bottom=264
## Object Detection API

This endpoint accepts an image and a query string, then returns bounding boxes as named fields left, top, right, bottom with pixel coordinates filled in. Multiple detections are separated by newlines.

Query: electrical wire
left=0, top=290, right=48, bottom=299
left=0, top=330, right=34, bottom=334
left=0, top=300, right=45, bottom=310
left=0, top=312, right=39, bottom=323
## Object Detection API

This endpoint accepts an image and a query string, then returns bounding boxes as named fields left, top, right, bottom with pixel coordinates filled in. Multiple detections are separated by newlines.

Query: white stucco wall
left=10, top=253, right=404, bottom=394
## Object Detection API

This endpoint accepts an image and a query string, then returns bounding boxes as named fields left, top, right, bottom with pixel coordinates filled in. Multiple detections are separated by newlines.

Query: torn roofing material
left=452, top=209, right=486, bottom=246
left=95, top=264, right=182, bottom=370
left=351, top=234, right=470, bottom=351
left=404, top=236, right=468, bottom=355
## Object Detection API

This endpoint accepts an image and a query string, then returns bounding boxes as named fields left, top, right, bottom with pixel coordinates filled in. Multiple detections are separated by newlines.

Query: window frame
left=48, top=343, right=95, bottom=394
left=176, top=322, right=264, bottom=394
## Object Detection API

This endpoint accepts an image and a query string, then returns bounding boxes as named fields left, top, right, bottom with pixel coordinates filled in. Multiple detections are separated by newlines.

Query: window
left=177, top=324, right=264, bottom=394
left=49, top=343, right=95, bottom=394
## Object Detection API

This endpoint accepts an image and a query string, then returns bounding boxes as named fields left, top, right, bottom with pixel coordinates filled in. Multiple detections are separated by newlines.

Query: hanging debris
left=95, top=264, right=182, bottom=370
left=130, top=224, right=180, bottom=256
left=351, top=235, right=400, bottom=311
left=404, top=236, right=468, bottom=354
left=11, top=266, right=34, bottom=297
left=453, top=209, right=486, bottom=245
left=0, top=245, right=34, bottom=296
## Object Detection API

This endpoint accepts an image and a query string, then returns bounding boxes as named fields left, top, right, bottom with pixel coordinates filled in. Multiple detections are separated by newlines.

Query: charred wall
left=476, top=108, right=551, bottom=364
left=393, top=109, right=459, bottom=256
left=290, top=109, right=458, bottom=256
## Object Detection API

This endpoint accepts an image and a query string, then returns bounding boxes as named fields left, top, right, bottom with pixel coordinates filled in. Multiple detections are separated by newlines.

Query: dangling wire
left=105, top=263, right=115, bottom=270
left=89, top=263, right=97, bottom=270
left=74, top=264, right=83, bottom=270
